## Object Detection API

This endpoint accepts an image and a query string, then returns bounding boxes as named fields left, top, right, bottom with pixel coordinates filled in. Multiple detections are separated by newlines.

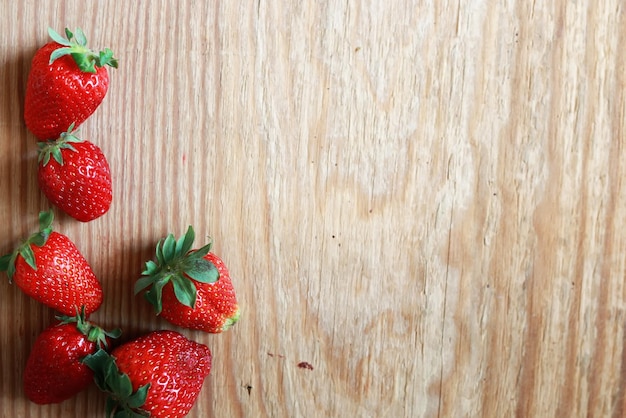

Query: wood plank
left=0, top=1, right=625, bottom=417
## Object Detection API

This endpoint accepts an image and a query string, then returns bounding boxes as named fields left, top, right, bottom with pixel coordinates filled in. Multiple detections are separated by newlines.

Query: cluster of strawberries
left=0, top=28, right=239, bottom=417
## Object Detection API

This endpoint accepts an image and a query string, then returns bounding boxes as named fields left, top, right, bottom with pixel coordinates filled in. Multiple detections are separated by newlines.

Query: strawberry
left=24, top=27, right=118, bottom=140
left=83, top=330, right=212, bottom=418
left=0, top=210, right=103, bottom=315
left=135, top=226, right=240, bottom=333
left=38, top=123, right=112, bottom=222
left=23, top=307, right=121, bottom=404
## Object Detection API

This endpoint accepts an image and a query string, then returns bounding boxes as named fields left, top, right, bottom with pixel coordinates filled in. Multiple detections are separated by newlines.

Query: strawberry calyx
left=37, top=122, right=84, bottom=166
left=57, top=306, right=122, bottom=350
left=134, top=226, right=219, bottom=314
left=82, top=349, right=151, bottom=417
left=48, top=27, right=118, bottom=73
left=0, top=210, right=55, bottom=281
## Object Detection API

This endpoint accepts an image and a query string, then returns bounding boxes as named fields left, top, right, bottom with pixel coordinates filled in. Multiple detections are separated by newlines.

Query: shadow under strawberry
left=87, top=237, right=163, bottom=338
left=0, top=299, right=55, bottom=403
left=0, top=43, right=43, bottom=218
left=1, top=40, right=35, bottom=125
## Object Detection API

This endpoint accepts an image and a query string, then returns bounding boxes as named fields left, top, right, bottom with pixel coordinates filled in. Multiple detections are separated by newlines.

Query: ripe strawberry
left=84, top=330, right=212, bottom=418
left=0, top=210, right=103, bottom=315
left=135, top=226, right=240, bottom=333
left=23, top=307, right=121, bottom=404
left=24, top=27, right=118, bottom=140
left=38, top=123, right=112, bottom=222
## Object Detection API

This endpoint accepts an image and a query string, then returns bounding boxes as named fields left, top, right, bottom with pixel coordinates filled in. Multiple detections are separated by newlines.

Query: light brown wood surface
left=1, top=1, right=625, bottom=417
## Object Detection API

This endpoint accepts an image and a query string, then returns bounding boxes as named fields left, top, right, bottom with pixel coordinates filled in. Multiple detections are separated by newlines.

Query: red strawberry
left=24, top=27, right=118, bottom=140
left=0, top=210, right=103, bottom=315
left=23, top=307, right=120, bottom=404
left=135, top=226, right=240, bottom=333
left=38, top=124, right=112, bottom=222
left=83, top=330, right=212, bottom=418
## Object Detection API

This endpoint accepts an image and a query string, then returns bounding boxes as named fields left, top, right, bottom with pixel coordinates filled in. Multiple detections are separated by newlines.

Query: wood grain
left=0, top=1, right=625, bottom=417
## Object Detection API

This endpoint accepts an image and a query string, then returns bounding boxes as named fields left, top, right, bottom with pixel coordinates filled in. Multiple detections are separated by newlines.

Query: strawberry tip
left=222, top=308, right=241, bottom=331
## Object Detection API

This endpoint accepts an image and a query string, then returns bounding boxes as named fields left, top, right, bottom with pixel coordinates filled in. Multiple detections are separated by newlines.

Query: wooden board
left=1, top=1, right=625, bottom=417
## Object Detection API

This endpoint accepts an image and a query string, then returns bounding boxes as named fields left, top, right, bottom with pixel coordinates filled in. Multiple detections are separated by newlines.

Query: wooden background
left=0, top=1, right=625, bottom=417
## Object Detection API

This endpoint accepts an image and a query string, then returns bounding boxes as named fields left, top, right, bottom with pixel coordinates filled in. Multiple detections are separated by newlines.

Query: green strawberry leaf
left=161, top=234, right=176, bottom=264
left=48, top=27, right=73, bottom=46
left=64, top=28, right=74, bottom=42
left=88, top=325, right=122, bottom=349
left=29, top=234, right=47, bottom=247
left=105, top=397, right=116, bottom=417
left=19, top=245, right=37, bottom=271
left=181, top=257, right=218, bottom=284
left=49, top=47, right=74, bottom=62
left=105, top=328, right=123, bottom=339
left=136, top=225, right=221, bottom=315
left=82, top=349, right=114, bottom=389
left=0, top=253, right=12, bottom=271
left=38, top=124, right=83, bottom=166
left=126, top=384, right=150, bottom=409
left=0, top=252, right=17, bottom=279
left=171, top=275, right=197, bottom=308
left=141, top=260, right=159, bottom=276
left=0, top=211, right=57, bottom=281
left=155, top=239, right=164, bottom=263
left=72, top=53, right=97, bottom=73
left=110, top=373, right=134, bottom=399
left=38, top=210, right=54, bottom=233
left=99, top=48, right=119, bottom=69
left=83, top=349, right=151, bottom=418
left=58, top=306, right=121, bottom=349
left=47, top=27, right=118, bottom=72
left=73, top=27, right=88, bottom=46
left=104, top=356, right=121, bottom=388
left=143, top=277, right=166, bottom=314
left=50, top=145, right=63, bottom=165
left=113, top=408, right=149, bottom=418
left=134, top=274, right=156, bottom=294
left=176, top=225, right=196, bottom=255
left=188, top=240, right=213, bottom=259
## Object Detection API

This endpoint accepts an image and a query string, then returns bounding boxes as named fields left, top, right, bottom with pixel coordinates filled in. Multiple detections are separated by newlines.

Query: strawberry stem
left=48, top=27, right=118, bottom=73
